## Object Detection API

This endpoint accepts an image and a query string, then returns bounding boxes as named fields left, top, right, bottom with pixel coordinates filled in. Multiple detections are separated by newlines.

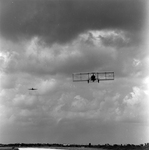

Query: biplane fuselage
left=72, top=72, right=114, bottom=83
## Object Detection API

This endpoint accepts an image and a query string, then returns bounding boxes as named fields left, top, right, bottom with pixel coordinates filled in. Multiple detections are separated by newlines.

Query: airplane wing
left=72, top=72, right=90, bottom=82
left=97, top=72, right=114, bottom=81
left=72, top=72, right=114, bottom=82
left=28, top=88, right=37, bottom=90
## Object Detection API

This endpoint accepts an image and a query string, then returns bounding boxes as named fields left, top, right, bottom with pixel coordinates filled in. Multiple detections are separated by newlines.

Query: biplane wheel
left=88, top=80, right=89, bottom=83
left=98, top=79, right=99, bottom=83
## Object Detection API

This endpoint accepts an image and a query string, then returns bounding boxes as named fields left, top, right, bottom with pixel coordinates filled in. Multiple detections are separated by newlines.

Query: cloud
left=2, top=30, right=143, bottom=78
left=1, top=33, right=113, bottom=75
left=0, top=27, right=148, bottom=124
left=0, top=74, right=149, bottom=144
left=37, top=79, right=58, bottom=94
left=0, top=73, right=17, bottom=89
left=122, top=86, right=149, bottom=123
left=99, top=30, right=131, bottom=48
left=0, top=0, right=147, bottom=44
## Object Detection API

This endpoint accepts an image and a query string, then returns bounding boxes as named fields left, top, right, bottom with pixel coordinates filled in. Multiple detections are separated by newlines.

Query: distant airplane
left=72, top=71, right=114, bottom=83
left=28, top=88, right=37, bottom=90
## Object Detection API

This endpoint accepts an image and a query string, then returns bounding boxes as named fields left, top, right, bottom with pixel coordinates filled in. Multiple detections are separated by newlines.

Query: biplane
left=72, top=72, right=114, bottom=83
left=28, top=88, right=37, bottom=90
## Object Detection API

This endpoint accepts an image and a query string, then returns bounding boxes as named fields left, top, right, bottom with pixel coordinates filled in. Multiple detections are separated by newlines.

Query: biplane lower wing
left=72, top=72, right=114, bottom=82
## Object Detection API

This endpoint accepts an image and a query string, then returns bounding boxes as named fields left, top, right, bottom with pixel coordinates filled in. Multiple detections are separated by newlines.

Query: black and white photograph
left=0, top=0, right=149, bottom=149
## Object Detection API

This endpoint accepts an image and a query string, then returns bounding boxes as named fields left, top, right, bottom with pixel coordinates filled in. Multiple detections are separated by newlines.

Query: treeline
left=0, top=143, right=149, bottom=149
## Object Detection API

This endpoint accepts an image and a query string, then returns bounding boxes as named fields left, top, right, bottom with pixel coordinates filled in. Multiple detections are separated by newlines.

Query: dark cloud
left=0, top=0, right=147, bottom=44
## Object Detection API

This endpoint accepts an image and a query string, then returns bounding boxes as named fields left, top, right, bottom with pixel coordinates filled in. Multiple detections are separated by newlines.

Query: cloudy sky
left=0, top=0, right=149, bottom=145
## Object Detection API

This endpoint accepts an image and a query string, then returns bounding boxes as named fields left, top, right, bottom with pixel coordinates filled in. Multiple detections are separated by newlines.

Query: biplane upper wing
left=97, top=72, right=114, bottom=81
left=72, top=72, right=90, bottom=82
left=72, top=72, right=114, bottom=82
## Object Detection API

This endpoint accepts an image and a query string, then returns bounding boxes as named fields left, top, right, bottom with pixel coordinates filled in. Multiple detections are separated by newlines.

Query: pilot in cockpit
left=91, top=74, right=96, bottom=81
